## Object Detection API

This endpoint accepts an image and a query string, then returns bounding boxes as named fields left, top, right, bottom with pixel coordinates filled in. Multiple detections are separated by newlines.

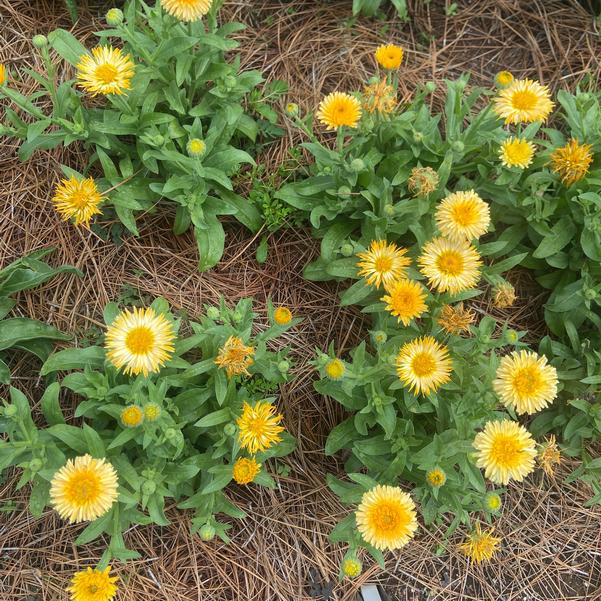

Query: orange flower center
left=411, top=352, right=436, bottom=377
left=374, top=255, right=392, bottom=273
left=371, top=503, right=402, bottom=531
left=66, top=473, right=101, bottom=505
left=95, top=63, right=118, bottom=84
left=451, top=203, right=477, bottom=226
left=512, top=366, right=542, bottom=397
left=490, top=435, right=522, bottom=467
left=511, top=90, right=537, bottom=110
left=125, top=326, right=155, bottom=355
left=436, top=250, right=464, bottom=275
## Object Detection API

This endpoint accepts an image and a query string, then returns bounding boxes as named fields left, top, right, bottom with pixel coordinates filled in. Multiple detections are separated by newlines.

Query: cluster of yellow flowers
left=494, top=73, right=593, bottom=183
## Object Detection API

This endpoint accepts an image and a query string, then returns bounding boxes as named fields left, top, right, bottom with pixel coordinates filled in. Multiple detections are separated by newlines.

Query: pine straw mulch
left=1, top=0, right=601, bottom=599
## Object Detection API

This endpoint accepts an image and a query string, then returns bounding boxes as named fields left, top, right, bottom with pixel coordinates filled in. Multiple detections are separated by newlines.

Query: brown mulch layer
left=1, top=0, right=601, bottom=599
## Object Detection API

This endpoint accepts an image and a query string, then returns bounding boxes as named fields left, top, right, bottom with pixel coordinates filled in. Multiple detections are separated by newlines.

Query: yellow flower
left=381, top=279, right=428, bottom=326
left=499, top=137, right=535, bottom=169
left=105, top=307, right=176, bottom=377
left=144, top=403, right=162, bottom=422
left=120, top=405, right=144, bottom=427
left=550, top=138, right=593, bottom=186
left=325, top=358, right=345, bottom=380
left=435, top=190, right=490, bottom=242
left=473, top=419, right=537, bottom=485
left=494, top=350, right=558, bottom=415
left=232, top=457, right=261, bottom=485
left=50, top=455, right=119, bottom=523
left=187, top=138, right=206, bottom=157
left=426, top=467, right=446, bottom=487
left=316, top=92, right=362, bottom=130
left=493, top=282, right=516, bottom=308
left=493, top=78, right=554, bottom=124
left=214, top=336, right=255, bottom=378
left=273, top=306, right=293, bottom=325
left=538, top=434, right=562, bottom=476
left=285, top=102, right=299, bottom=116
left=375, top=44, right=404, bottom=70
left=355, top=485, right=418, bottom=551
left=396, top=336, right=452, bottom=395
left=67, top=566, right=118, bottom=601
left=0, top=63, right=6, bottom=86
left=458, top=523, right=501, bottom=563
left=363, top=78, right=396, bottom=114
left=341, top=556, right=362, bottom=578
left=495, top=71, right=514, bottom=87
left=357, top=240, right=411, bottom=289
left=484, top=492, right=502, bottom=512
left=418, top=237, right=482, bottom=295
left=161, top=0, right=212, bottom=21
left=52, top=177, right=103, bottom=227
left=237, top=401, right=284, bottom=454
left=407, top=166, right=439, bottom=197
left=77, top=46, right=135, bottom=96
left=437, top=303, right=475, bottom=335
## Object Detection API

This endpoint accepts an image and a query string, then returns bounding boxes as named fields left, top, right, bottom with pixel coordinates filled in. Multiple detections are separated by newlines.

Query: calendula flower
left=187, top=138, right=206, bottom=157
left=120, top=405, right=144, bottom=427
left=494, top=350, right=558, bottom=415
left=273, top=306, right=292, bottom=325
left=0, top=63, right=7, bottom=86
left=316, top=92, right=362, bottom=130
left=357, top=240, right=411, bottom=289
left=538, top=434, right=562, bottom=476
left=325, top=358, right=346, bottom=380
left=52, top=177, right=103, bottom=227
left=499, top=137, right=535, bottom=169
left=435, top=190, right=490, bottom=241
left=437, top=303, right=475, bottom=335
left=67, top=566, right=118, bottom=601
left=473, top=419, right=537, bottom=485
left=495, top=71, right=514, bottom=87
left=493, top=282, right=517, bottom=308
left=363, top=78, right=396, bottom=114
left=375, top=44, right=404, bottom=69
left=459, top=523, right=501, bottom=563
left=550, top=138, right=593, bottom=186
left=381, top=279, right=428, bottom=326
left=50, top=455, right=118, bottom=523
left=407, top=166, right=439, bottom=197
left=143, top=403, right=161, bottom=422
left=341, top=556, right=362, bottom=579
left=161, top=0, right=212, bottom=21
left=215, top=336, right=255, bottom=378
left=418, top=237, right=482, bottom=295
left=426, top=467, right=446, bottom=487
left=237, top=401, right=284, bottom=454
left=232, top=457, right=261, bottom=485
left=484, top=492, right=502, bottom=512
left=77, top=46, right=135, bottom=96
left=396, top=336, right=452, bottom=395
left=105, top=307, right=176, bottom=377
left=493, top=78, right=554, bottom=124
left=356, top=485, right=418, bottom=551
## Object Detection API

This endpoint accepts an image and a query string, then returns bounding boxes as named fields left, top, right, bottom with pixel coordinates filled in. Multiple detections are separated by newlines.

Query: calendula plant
left=0, top=249, right=79, bottom=382
left=0, top=0, right=286, bottom=270
left=0, top=297, right=297, bottom=564
left=351, top=0, right=409, bottom=19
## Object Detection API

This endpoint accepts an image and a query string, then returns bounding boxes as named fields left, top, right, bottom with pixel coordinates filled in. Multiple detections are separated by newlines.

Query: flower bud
left=106, top=8, right=124, bottom=26
left=337, top=186, right=352, bottom=198
left=349, top=158, right=365, bottom=172
left=4, top=405, right=17, bottom=418
left=505, top=329, right=519, bottom=344
left=32, top=35, right=48, bottom=49
left=142, top=480, right=156, bottom=495
left=424, top=81, right=436, bottom=93
left=29, top=458, right=43, bottom=472
left=584, top=288, right=597, bottom=301
left=340, top=242, right=354, bottom=257
left=278, top=360, right=290, bottom=373
left=206, top=306, right=220, bottom=320
left=383, top=204, right=395, bottom=217
left=199, top=523, right=216, bottom=541
left=187, top=138, right=206, bottom=157
left=164, top=427, right=177, bottom=440
left=285, top=102, right=299, bottom=116
left=451, top=140, right=465, bottom=153
left=232, top=310, right=243, bottom=323
left=341, top=555, right=362, bottom=578
left=223, top=423, right=237, bottom=437
left=372, top=330, right=387, bottom=345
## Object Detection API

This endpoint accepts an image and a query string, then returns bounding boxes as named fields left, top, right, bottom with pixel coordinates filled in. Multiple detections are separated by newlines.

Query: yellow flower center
left=68, top=190, right=92, bottom=209
left=326, top=359, right=345, bottom=379
left=95, top=63, right=119, bottom=84
left=411, top=352, right=436, bottom=377
left=436, top=250, right=464, bottom=276
left=374, top=255, right=392, bottom=273
left=512, top=366, right=542, bottom=397
left=65, top=473, right=101, bottom=505
left=125, top=326, right=155, bottom=355
left=490, top=435, right=522, bottom=467
left=511, top=90, right=537, bottom=110
left=451, top=203, right=477, bottom=226
left=371, top=502, right=401, bottom=531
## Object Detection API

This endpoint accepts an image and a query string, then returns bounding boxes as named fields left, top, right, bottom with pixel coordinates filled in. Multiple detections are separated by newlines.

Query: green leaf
left=532, top=216, right=577, bottom=259
left=325, top=417, right=357, bottom=455
left=48, top=29, right=89, bottom=66
left=0, top=318, right=69, bottom=351
left=41, top=346, right=106, bottom=375
left=195, top=408, right=231, bottom=428
left=195, top=215, right=225, bottom=272
left=83, top=423, right=106, bottom=457
left=40, top=382, right=65, bottom=426
left=47, top=424, right=88, bottom=453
